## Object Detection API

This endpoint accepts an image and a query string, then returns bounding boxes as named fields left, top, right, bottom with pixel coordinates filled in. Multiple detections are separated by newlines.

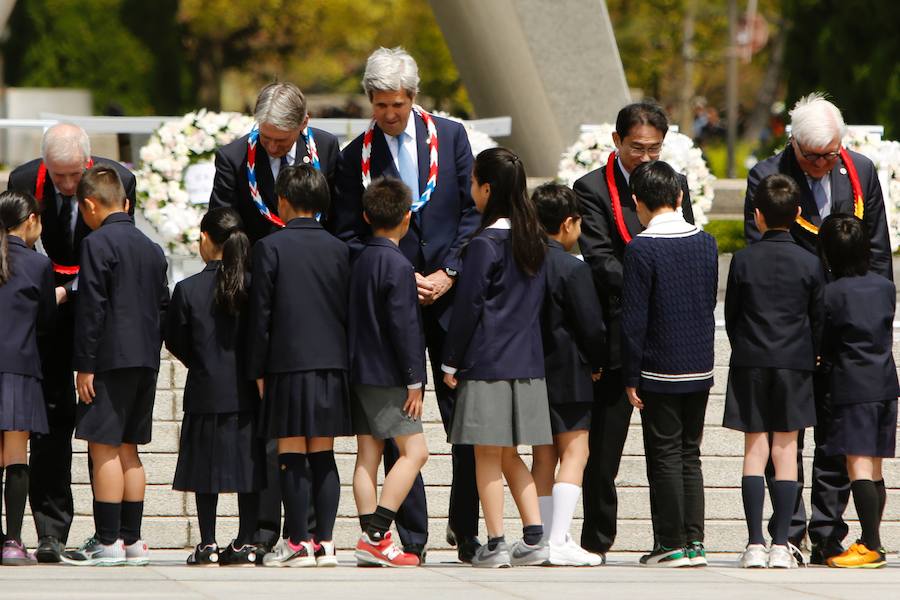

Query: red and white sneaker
left=355, top=532, right=420, bottom=568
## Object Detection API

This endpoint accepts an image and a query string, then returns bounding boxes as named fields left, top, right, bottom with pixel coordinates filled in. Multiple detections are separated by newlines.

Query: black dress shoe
left=810, top=541, right=844, bottom=565
left=35, top=536, right=63, bottom=563
left=457, top=537, right=482, bottom=564
left=403, top=543, right=427, bottom=565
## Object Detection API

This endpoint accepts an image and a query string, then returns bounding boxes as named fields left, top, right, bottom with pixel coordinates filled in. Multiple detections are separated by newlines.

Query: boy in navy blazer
left=64, top=166, right=169, bottom=567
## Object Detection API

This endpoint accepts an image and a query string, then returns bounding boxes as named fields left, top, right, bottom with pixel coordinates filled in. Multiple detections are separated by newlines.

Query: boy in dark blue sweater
left=621, top=161, right=718, bottom=567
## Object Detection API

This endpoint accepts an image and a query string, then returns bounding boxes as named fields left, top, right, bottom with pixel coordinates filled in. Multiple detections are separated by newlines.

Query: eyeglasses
left=627, top=144, right=663, bottom=158
left=793, top=139, right=840, bottom=163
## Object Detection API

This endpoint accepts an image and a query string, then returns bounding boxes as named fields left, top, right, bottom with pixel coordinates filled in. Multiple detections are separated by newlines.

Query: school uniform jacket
left=442, top=225, right=546, bottom=381
left=246, top=217, right=350, bottom=379
left=348, top=238, right=426, bottom=388
left=744, top=146, right=892, bottom=281
left=0, top=236, right=56, bottom=378
left=164, top=262, right=257, bottom=414
left=208, top=128, right=341, bottom=244
left=575, top=159, right=694, bottom=369
left=541, top=240, right=606, bottom=404
left=822, top=272, right=899, bottom=405
left=334, top=115, right=479, bottom=278
left=725, top=229, right=824, bottom=371
left=72, top=213, right=169, bottom=373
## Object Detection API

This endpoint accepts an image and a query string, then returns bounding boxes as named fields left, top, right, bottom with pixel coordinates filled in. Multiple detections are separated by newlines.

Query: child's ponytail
left=200, top=207, right=250, bottom=315
left=0, top=190, right=41, bottom=287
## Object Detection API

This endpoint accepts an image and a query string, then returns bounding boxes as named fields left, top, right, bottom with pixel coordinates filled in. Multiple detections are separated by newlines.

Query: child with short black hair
left=349, top=177, right=429, bottom=567
left=818, top=214, right=898, bottom=569
left=530, top=183, right=605, bottom=566
left=724, top=173, right=822, bottom=569
left=0, top=191, right=56, bottom=565
left=621, top=160, right=718, bottom=568
left=166, top=207, right=266, bottom=567
left=64, top=166, right=169, bottom=567
left=248, top=165, right=352, bottom=567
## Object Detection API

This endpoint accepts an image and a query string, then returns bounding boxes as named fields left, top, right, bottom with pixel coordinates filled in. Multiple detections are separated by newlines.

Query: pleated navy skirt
left=260, top=369, right=352, bottom=439
left=0, top=372, right=48, bottom=434
left=822, top=400, right=897, bottom=458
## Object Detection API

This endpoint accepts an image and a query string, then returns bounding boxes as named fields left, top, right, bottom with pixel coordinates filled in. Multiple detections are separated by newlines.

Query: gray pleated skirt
left=448, top=378, right=552, bottom=447
left=352, top=384, right=424, bottom=439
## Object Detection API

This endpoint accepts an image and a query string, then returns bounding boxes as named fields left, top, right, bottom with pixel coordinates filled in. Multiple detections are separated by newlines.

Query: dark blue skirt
left=260, top=369, right=352, bottom=439
left=0, top=372, right=48, bottom=434
left=822, top=400, right=897, bottom=458
left=723, top=367, right=816, bottom=433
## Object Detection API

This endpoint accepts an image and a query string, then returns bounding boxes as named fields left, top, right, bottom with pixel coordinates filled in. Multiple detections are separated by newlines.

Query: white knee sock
left=550, top=482, right=582, bottom=546
left=538, top=495, right=553, bottom=540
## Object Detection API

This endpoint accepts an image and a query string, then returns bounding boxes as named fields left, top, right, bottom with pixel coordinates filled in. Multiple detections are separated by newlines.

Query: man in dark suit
left=6, top=122, right=136, bottom=563
left=208, top=82, right=341, bottom=245
left=743, top=93, right=893, bottom=564
left=574, top=102, right=695, bottom=559
left=334, top=47, right=481, bottom=562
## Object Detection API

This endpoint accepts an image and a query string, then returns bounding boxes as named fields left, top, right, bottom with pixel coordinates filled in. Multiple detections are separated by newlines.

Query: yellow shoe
left=827, top=542, right=886, bottom=568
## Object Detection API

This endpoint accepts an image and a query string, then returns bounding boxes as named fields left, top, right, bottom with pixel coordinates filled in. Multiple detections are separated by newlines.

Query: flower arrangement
left=136, top=109, right=254, bottom=254
left=557, top=123, right=715, bottom=226
left=842, top=130, right=900, bottom=250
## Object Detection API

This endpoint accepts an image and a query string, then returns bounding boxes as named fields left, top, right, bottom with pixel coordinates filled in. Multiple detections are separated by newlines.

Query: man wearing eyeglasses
left=574, top=101, right=695, bottom=561
left=743, top=93, right=892, bottom=565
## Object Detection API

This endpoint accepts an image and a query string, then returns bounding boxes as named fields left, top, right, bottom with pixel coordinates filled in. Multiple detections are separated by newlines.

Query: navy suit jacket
left=744, top=146, right=892, bottom=281
left=247, top=218, right=349, bottom=378
left=725, top=230, right=824, bottom=370
left=443, top=227, right=546, bottom=380
left=0, top=236, right=56, bottom=379
left=823, top=272, right=899, bottom=405
left=335, top=114, right=479, bottom=277
left=209, top=127, right=341, bottom=244
left=541, top=240, right=606, bottom=404
left=575, top=160, right=694, bottom=369
left=73, top=213, right=169, bottom=373
left=348, top=238, right=426, bottom=387
left=164, top=262, right=257, bottom=414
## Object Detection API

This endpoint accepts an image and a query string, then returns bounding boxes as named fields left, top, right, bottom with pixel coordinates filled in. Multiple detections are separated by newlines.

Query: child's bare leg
left=380, top=432, right=428, bottom=510
left=1, top=431, right=28, bottom=466
left=353, top=435, right=384, bottom=518
left=119, top=444, right=145, bottom=544
left=531, top=443, right=557, bottom=536
left=308, top=436, right=338, bottom=543
left=475, top=445, right=505, bottom=538
left=769, top=431, right=799, bottom=547
left=549, top=430, right=589, bottom=545
left=89, top=442, right=124, bottom=544
left=741, top=432, right=769, bottom=546
left=501, top=447, right=541, bottom=527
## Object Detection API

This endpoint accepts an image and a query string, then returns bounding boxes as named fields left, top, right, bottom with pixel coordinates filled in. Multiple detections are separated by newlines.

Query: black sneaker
left=186, top=543, right=219, bottom=566
left=639, top=545, right=691, bottom=568
left=810, top=540, right=844, bottom=565
left=219, top=541, right=257, bottom=567
left=457, top=537, right=482, bottom=564
left=35, top=536, right=63, bottom=564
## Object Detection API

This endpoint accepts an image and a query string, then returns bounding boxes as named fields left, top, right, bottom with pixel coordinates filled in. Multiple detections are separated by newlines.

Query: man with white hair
left=6, top=122, right=136, bottom=563
left=335, top=47, right=481, bottom=563
left=209, top=82, right=341, bottom=244
left=743, top=93, right=892, bottom=565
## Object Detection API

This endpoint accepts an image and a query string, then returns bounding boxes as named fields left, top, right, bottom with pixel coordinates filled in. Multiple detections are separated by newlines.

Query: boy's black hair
left=362, top=177, right=412, bottom=230
left=532, top=182, right=581, bottom=234
left=275, top=164, right=330, bottom=214
left=631, top=160, right=680, bottom=211
left=818, top=214, right=870, bottom=278
left=77, top=165, right=126, bottom=209
left=754, top=173, right=799, bottom=229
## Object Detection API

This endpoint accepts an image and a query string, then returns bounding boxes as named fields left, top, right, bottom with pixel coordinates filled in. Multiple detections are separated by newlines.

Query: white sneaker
left=768, top=544, right=798, bottom=569
left=315, top=541, right=338, bottom=567
left=124, top=539, right=150, bottom=566
left=262, top=538, right=316, bottom=567
left=548, top=535, right=604, bottom=566
left=739, top=544, right=768, bottom=568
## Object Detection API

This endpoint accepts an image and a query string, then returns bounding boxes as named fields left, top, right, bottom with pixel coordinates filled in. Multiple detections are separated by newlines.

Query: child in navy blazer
left=724, top=174, right=823, bottom=569
left=247, top=165, right=351, bottom=567
left=348, top=177, right=429, bottom=568
left=530, top=183, right=605, bottom=567
left=818, top=214, right=898, bottom=569
left=165, top=207, right=265, bottom=567
left=442, top=147, right=550, bottom=568
left=64, top=166, right=169, bottom=567
left=0, top=191, right=56, bottom=564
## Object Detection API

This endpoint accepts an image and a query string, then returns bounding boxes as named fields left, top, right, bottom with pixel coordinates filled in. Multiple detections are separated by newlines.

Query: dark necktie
left=59, top=194, right=74, bottom=251
left=280, top=154, right=289, bottom=175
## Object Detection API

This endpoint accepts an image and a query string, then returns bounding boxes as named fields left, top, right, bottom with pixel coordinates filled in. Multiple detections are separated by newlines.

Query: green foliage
left=705, top=219, right=746, bottom=254
left=701, top=140, right=755, bottom=179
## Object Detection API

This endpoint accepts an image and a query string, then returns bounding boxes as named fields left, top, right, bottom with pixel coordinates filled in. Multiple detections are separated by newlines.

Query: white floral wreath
left=557, top=124, right=715, bottom=227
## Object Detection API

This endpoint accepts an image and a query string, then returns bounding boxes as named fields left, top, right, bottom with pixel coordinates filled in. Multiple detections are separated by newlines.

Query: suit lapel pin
left=840, top=167, right=847, bottom=175
left=303, top=156, right=311, bottom=164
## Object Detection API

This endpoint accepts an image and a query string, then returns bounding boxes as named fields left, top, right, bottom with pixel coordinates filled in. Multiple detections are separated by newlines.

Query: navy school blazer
left=724, top=229, right=824, bottom=371
left=72, top=213, right=169, bottom=373
left=0, top=236, right=56, bottom=379
left=442, top=226, right=546, bottom=380
left=348, top=237, right=426, bottom=388
left=822, top=272, right=899, bottom=405
left=246, top=217, right=350, bottom=379
left=541, top=240, right=606, bottom=404
left=164, top=261, right=258, bottom=414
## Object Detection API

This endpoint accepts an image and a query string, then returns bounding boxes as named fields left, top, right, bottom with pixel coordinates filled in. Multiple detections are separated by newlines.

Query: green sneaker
left=687, top=541, right=707, bottom=567
left=639, top=545, right=691, bottom=568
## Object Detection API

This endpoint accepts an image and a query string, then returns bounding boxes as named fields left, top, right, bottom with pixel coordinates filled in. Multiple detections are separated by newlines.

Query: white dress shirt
left=383, top=115, right=419, bottom=175
left=269, top=142, right=297, bottom=182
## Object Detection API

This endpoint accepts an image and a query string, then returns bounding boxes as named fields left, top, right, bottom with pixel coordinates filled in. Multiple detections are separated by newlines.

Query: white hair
left=41, top=123, right=91, bottom=165
left=361, top=47, right=420, bottom=100
left=254, top=82, right=307, bottom=131
left=789, top=92, right=846, bottom=148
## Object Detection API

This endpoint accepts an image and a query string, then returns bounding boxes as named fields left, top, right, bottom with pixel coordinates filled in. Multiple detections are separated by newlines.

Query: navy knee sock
left=279, top=453, right=310, bottom=544
left=741, top=475, right=766, bottom=546
left=94, top=501, right=122, bottom=546
left=237, top=492, right=259, bottom=547
left=771, top=480, right=798, bottom=546
left=307, top=450, right=339, bottom=541
left=4, top=464, right=28, bottom=543
left=120, top=500, right=144, bottom=545
left=195, top=493, right=218, bottom=546
left=852, top=479, right=881, bottom=550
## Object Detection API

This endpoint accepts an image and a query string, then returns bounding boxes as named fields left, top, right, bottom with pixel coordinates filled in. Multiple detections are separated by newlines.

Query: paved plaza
left=1, top=551, right=898, bottom=599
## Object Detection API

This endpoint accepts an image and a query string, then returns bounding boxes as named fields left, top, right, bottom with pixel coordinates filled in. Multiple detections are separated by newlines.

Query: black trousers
left=387, top=298, right=480, bottom=548
left=29, top=306, right=76, bottom=543
left=580, top=369, right=633, bottom=553
left=766, top=372, right=850, bottom=547
left=639, top=389, right=708, bottom=549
